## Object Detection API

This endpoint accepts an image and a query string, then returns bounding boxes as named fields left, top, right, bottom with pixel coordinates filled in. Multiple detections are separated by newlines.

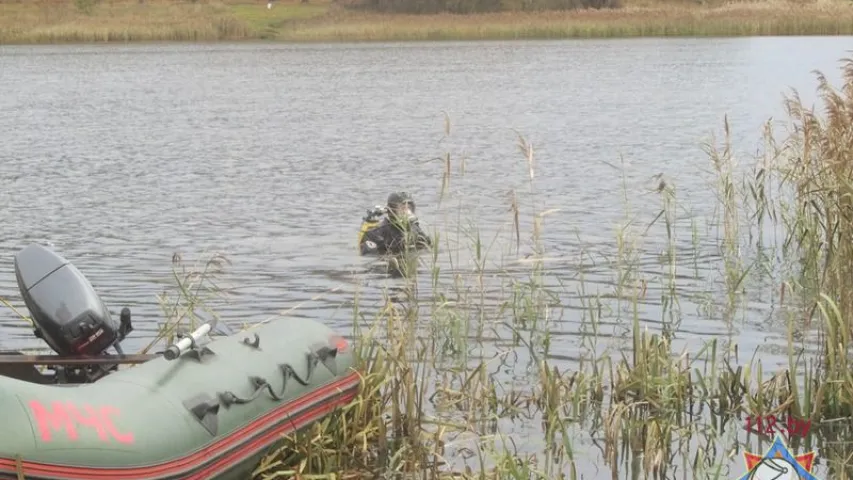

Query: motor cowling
left=14, top=244, right=122, bottom=357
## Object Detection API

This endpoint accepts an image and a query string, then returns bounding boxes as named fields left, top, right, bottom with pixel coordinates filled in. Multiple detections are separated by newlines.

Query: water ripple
left=0, top=38, right=848, bottom=374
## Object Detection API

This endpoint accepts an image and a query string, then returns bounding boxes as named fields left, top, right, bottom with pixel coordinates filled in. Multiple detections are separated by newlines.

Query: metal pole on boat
left=164, top=323, right=212, bottom=360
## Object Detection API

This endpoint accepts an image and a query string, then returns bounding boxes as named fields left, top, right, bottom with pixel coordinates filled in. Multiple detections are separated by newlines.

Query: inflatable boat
left=0, top=244, right=360, bottom=480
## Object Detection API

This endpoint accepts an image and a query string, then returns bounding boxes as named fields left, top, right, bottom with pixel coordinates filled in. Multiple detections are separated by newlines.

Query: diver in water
left=359, top=191, right=432, bottom=256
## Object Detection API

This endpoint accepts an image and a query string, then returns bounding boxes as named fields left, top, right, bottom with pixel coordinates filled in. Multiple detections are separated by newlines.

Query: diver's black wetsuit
left=359, top=217, right=432, bottom=256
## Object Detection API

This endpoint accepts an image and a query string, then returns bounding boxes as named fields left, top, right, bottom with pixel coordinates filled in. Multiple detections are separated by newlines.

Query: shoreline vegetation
left=0, top=0, right=851, bottom=45
left=64, top=57, right=853, bottom=478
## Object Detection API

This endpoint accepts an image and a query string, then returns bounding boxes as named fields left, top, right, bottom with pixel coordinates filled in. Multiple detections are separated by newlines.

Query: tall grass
left=273, top=4, right=853, bottom=42
left=136, top=56, right=853, bottom=479
left=0, top=1, right=255, bottom=44
left=247, top=57, right=853, bottom=479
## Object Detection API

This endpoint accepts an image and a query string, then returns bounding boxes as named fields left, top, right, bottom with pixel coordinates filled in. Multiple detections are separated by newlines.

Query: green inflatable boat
left=0, top=244, right=360, bottom=480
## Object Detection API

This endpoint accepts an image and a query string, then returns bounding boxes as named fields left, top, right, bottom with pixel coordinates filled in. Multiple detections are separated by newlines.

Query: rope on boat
left=217, top=346, right=339, bottom=408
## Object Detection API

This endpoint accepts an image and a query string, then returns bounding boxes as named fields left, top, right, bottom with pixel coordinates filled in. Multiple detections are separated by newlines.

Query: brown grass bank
left=0, top=0, right=851, bottom=45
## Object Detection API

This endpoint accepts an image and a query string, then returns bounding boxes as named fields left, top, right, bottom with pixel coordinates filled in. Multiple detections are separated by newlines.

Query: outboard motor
left=14, top=244, right=132, bottom=359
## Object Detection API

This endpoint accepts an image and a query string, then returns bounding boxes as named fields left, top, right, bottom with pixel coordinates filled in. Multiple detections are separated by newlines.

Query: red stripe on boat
left=0, top=371, right=361, bottom=480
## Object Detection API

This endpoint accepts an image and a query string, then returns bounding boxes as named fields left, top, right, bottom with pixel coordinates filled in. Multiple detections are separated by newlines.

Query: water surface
left=0, top=36, right=850, bottom=477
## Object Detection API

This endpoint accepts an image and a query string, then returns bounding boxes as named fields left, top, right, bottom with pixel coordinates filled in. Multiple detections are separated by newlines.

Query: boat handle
left=217, top=351, right=323, bottom=408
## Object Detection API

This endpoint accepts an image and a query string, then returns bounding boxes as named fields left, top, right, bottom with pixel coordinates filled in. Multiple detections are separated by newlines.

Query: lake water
left=1, top=36, right=851, bottom=477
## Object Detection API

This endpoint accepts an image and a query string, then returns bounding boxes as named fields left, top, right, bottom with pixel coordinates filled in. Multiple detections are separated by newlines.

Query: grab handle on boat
left=164, top=323, right=213, bottom=361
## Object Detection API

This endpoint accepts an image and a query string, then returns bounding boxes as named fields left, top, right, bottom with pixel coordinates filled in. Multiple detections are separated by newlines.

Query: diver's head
left=387, top=191, right=416, bottom=223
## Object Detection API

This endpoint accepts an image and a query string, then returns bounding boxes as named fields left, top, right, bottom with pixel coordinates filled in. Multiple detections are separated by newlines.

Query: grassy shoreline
left=1, top=0, right=852, bottom=45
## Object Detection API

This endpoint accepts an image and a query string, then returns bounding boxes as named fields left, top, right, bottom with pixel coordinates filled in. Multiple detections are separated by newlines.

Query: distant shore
left=1, top=0, right=851, bottom=45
